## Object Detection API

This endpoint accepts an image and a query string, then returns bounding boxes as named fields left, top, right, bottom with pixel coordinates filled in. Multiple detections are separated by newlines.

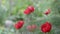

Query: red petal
left=41, top=22, right=52, bottom=33
left=24, top=9, right=31, bottom=15
left=27, top=6, right=34, bottom=12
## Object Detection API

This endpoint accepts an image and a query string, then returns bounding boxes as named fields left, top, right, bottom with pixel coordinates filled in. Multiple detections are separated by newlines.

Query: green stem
left=16, top=30, right=19, bottom=34
left=21, top=32, right=22, bottom=34
left=44, top=33, right=46, bottom=34
left=47, top=32, right=49, bottom=34
left=33, top=32, right=34, bottom=34
left=29, top=32, right=31, bottom=34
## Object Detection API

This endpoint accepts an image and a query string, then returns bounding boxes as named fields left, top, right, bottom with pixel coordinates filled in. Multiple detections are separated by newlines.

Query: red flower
left=44, top=9, right=51, bottom=15
left=14, top=20, right=24, bottom=30
left=41, top=21, right=52, bottom=33
left=14, top=24, right=20, bottom=29
left=26, top=25, right=32, bottom=32
left=32, top=24, right=37, bottom=30
left=24, top=9, right=31, bottom=15
left=27, top=6, right=35, bottom=12
left=24, top=6, right=35, bottom=15
left=26, top=24, right=37, bottom=32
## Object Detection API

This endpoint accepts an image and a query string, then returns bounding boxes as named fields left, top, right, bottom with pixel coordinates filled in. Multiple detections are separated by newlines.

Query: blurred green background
left=0, top=0, right=60, bottom=34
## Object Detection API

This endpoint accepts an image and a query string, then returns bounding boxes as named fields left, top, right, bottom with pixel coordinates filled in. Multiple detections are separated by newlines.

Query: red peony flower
left=26, top=25, right=32, bottom=32
left=32, top=24, right=37, bottom=30
left=14, top=20, right=24, bottom=30
left=27, top=6, right=35, bottom=12
left=44, top=9, right=51, bottom=15
left=24, top=6, right=35, bottom=15
left=24, top=9, right=31, bottom=15
left=14, top=24, right=20, bottom=29
left=41, top=21, right=52, bottom=33
left=26, top=24, right=37, bottom=32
